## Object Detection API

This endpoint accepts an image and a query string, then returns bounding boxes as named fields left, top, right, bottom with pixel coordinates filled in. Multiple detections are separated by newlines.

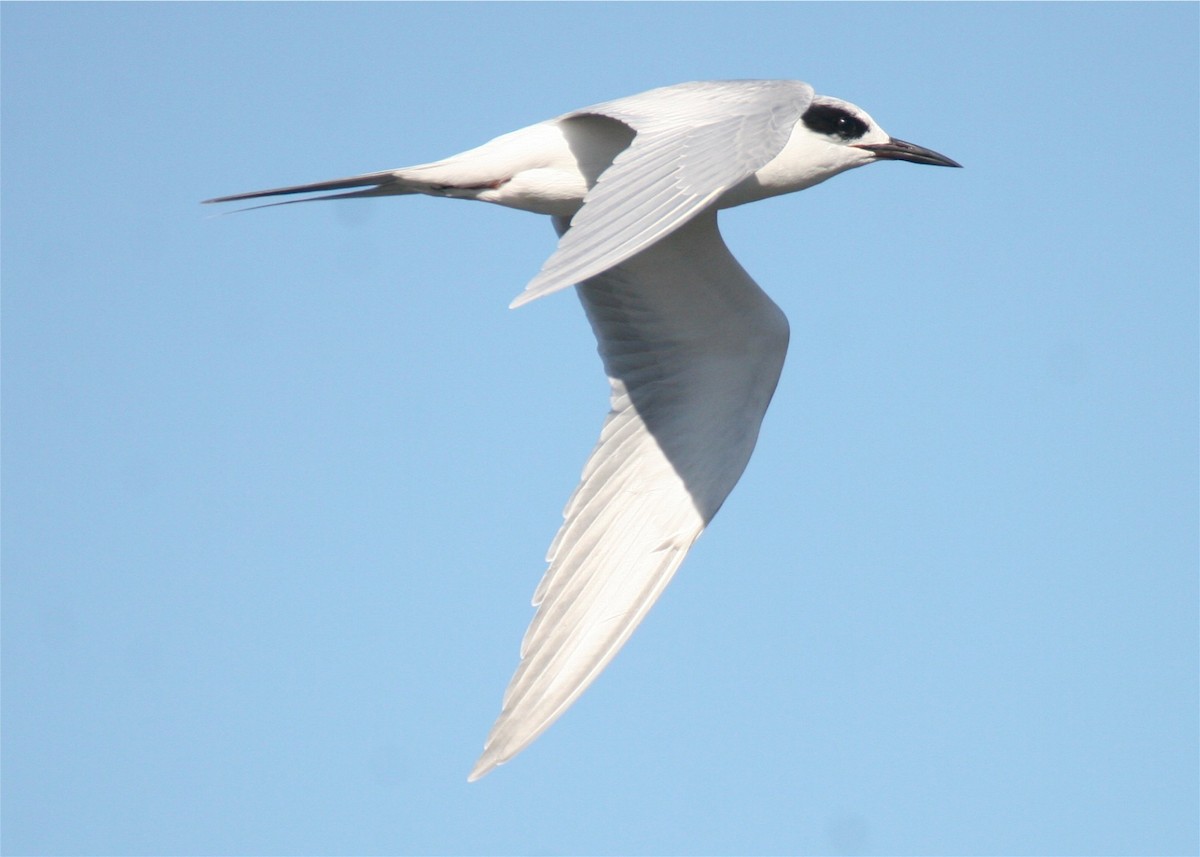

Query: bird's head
left=718, top=92, right=960, bottom=208
left=784, top=95, right=961, bottom=185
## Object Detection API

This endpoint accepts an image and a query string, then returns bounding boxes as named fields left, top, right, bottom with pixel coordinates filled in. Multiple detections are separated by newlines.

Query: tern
left=206, top=79, right=960, bottom=781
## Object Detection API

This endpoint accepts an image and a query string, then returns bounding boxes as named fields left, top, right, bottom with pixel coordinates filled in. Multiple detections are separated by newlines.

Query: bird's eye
left=801, top=104, right=869, bottom=141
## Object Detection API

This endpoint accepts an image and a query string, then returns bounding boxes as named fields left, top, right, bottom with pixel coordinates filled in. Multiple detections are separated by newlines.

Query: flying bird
left=206, top=79, right=960, bottom=781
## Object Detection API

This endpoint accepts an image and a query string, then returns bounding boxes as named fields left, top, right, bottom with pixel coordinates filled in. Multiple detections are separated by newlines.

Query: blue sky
left=3, top=3, right=1196, bottom=855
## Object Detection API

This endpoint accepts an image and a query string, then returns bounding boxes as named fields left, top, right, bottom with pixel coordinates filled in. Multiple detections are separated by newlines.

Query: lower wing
left=470, top=209, right=790, bottom=779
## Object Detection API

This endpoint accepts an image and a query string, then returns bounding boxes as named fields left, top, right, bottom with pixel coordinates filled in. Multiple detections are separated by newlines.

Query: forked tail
left=203, top=169, right=415, bottom=211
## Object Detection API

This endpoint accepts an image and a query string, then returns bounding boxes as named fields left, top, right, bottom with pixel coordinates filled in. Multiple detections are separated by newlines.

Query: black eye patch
left=801, top=104, right=869, bottom=141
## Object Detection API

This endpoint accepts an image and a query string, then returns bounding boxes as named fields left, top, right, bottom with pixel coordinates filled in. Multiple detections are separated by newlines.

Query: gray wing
left=509, top=80, right=814, bottom=307
left=470, top=209, right=790, bottom=780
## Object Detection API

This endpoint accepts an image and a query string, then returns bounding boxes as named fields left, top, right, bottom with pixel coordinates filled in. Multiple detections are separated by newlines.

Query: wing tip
left=508, top=291, right=534, bottom=310
left=508, top=283, right=562, bottom=309
left=467, top=751, right=502, bottom=782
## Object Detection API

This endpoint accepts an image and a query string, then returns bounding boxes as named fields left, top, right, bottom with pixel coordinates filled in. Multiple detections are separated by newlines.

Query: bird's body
left=207, top=79, right=959, bottom=781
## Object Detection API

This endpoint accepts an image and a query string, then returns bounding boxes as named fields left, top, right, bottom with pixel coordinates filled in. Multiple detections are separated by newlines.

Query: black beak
left=854, top=138, right=962, bottom=168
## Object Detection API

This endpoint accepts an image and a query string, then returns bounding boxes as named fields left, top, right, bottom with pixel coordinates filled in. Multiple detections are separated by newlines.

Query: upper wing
left=470, top=209, right=790, bottom=780
left=510, top=80, right=813, bottom=307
